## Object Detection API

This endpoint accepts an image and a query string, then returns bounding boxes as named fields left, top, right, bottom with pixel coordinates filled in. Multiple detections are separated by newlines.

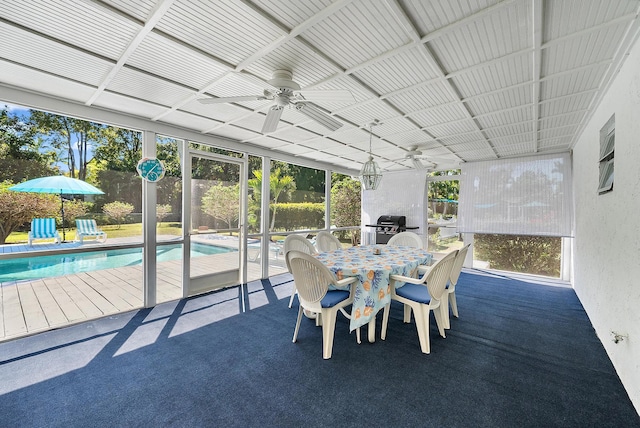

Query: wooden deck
left=0, top=247, right=288, bottom=343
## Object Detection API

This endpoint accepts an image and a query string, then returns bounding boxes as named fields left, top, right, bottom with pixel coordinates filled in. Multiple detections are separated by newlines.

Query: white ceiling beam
left=234, top=0, right=356, bottom=71
left=86, top=0, right=176, bottom=106
left=531, top=0, right=543, bottom=153
left=542, top=12, right=639, bottom=50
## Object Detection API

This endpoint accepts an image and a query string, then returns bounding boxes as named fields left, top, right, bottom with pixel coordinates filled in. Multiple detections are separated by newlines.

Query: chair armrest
left=390, top=273, right=426, bottom=285
left=335, top=277, right=357, bottom=287
left=417, top=264, right=433, bottom=274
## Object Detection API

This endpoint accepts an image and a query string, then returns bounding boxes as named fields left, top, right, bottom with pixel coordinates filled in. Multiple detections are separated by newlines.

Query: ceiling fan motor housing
left=267, top=69, right=301, bottom=91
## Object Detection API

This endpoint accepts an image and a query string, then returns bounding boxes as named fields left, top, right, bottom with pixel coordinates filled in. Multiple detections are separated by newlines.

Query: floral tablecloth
left=315, top=245, right=432, bottom=332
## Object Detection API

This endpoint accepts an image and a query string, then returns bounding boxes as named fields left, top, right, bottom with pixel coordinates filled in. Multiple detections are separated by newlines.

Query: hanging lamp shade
left=359, top=121, right=382, bottom=190
left=360, top=155, right=382, bottom=190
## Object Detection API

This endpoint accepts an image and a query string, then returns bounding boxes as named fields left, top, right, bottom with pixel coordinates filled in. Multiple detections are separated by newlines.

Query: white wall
left=361, top=170, right=428, bottom=245
left=572, top=35, right=640, bottom=413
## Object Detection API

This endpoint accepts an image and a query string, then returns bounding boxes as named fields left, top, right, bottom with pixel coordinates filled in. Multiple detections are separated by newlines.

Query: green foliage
left=0, top=180, right=59, bottom=243
left=102, top=201, right=134, bottom=229
left=156, top=204, right=172, bottom=226
left=331, top=177, right=361, bottom=245
left=29, top=110, right=104, bottom=180
left=271, top=203, right=324, bottom=231
left=248, top=168, right=296, bottom=231
left=62, top=200, right=89, bottom=226
left=474, top=234, right=561, bottom=277
left=0, top=107, right=57, bottom=181
left=201, top=183, right=239, bottom=229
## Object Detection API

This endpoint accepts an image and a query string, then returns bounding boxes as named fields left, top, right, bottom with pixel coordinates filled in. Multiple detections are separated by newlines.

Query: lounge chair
left=28, top=218, right=61, bottom=245
left=75, top=219, right=107, bottom=243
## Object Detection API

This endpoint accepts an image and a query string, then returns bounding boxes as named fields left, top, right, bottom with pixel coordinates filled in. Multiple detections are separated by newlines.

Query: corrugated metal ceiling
left=1, top=0, right=639, bottom=172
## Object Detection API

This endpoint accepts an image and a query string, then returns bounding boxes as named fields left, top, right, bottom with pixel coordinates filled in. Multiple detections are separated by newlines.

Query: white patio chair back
left=284, top=234, right=318, bottom=308
left=75, top=219, right=107, bottom=243
left=28, top=218, right=61, bottom=245
left=287, top=250, right=358, bottom=359
left=387, top=231, right=423, bottom=248
left=441, top=243, right=471, bottom=329
left=381, top=250, right=458, bottom=354
left=315, top=231, right=342, bottom=252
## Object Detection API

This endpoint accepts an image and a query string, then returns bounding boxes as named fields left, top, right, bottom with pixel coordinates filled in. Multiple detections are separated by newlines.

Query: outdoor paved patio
left=0, top=238, right=288, bottom=342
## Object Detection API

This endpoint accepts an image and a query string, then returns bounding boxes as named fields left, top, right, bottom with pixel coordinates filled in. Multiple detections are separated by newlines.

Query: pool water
left=0, top=243, right=235, bottom=283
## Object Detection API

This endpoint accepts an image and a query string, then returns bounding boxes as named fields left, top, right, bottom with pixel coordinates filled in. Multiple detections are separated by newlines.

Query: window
left=598, top=114, right=615, bottom=194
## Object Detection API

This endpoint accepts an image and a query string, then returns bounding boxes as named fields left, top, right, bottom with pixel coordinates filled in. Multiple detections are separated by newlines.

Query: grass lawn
left=5, top=223, right=182, bottom=244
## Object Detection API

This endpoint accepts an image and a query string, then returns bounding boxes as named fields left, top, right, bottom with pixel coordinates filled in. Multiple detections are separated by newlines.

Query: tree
left=331, top=177, right=361, bottom=245
left=93, top=128, right=141, bottom=172
left=201, top=183, right=239, bottom=232
left=248, top=168, right=295, bottom=231
left=29, top=110, right=103, bottom=180
left=0, top=107, right=56, bottom=182
left=156, top=204, right=172, bottom=227
left=63, top=200, right=89, bottom=228
left=102, top=201, right=134, bottom=229
left=0, top=180, right=59, bottom=244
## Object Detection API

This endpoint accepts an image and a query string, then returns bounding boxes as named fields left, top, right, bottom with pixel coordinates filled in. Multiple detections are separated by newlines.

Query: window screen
left=458, top=153, right=573, bottom=237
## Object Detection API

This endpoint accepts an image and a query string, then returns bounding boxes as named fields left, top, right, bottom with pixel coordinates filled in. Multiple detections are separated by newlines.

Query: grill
left=366, top=215, right=417, bottom=244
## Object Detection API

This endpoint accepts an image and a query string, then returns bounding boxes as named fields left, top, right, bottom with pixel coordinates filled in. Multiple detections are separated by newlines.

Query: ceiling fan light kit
left=360, top=121, right=383, bottom=190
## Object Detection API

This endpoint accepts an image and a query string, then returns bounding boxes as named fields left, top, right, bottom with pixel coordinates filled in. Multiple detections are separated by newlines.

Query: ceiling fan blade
left=296, top=103, right=343, bottom=132
left=199, top=95, right=268, bottom=104
left=296, top=89, right=355, bottom=103
left=411, top=158, right=426, bottom=170
left=261, top=106, right=284, bottom=133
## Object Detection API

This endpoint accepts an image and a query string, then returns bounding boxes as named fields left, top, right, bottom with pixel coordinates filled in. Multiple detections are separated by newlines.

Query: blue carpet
left=0, top=270, right=638, bottom=427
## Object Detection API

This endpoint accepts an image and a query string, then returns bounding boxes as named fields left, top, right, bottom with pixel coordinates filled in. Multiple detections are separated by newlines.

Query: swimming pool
left=0, top=243, right=235, bottom=283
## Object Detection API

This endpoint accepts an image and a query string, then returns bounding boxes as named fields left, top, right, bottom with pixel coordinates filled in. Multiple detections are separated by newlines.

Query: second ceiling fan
left=199, top=70, right=354, bottom=134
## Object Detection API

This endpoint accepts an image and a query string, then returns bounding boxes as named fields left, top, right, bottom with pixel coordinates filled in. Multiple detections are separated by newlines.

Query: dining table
left=315, top=244, right=433, bottom=342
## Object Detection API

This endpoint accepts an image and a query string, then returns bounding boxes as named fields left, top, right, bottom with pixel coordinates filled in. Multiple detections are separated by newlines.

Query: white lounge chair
left=75, top=219, right=107, bottom=243
left=28, top=218, right=61, bottom=245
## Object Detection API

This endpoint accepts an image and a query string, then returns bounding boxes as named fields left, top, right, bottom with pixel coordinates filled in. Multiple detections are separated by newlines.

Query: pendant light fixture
left=359, top=120, right=382, bottom=190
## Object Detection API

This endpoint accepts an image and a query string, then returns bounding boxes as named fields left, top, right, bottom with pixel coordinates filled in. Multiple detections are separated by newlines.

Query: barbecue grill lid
left=376, top=215, right=406, bottom=226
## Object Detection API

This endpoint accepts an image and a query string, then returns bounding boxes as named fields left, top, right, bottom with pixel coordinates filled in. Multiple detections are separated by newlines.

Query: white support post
left=181, top=140, right=190, bottom=298
left=261, top=157, right=271, bottom=279
left=325, top=170, right=332, bottom=230
left=142, top=130, right=157, bottom=308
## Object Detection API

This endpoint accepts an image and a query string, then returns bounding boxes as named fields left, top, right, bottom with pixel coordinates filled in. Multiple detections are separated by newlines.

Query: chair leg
left=433, top=303, right=446, bottom=338
left=403, top=304, right=412, bottom=323
left=288, top=285, right=297, bottom=308
left=321, top=310, right=338, bottom=359
left=381, top=304, right=390, bottom=340
left=450, top=292, right=459, bottom=318
left=413, top=305, right=431, bottom=354
left=441, top=293, right=451, bottom=330
left=292, top=306, right=304, bottom=343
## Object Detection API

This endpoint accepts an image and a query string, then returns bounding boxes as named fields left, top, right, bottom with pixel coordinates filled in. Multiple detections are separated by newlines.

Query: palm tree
left=248, top=168, right=294, bottom=231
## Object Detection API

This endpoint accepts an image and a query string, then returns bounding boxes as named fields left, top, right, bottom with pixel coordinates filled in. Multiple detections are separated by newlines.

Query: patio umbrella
left=9, top=176, right=104, bottom=242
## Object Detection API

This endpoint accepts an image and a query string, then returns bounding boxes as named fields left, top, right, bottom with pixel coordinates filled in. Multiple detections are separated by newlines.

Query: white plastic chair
left=284, top=234, right=317, bottom=308
left=441, top=244, right=471, bottom=329
left=387, top=231, right=424, bottom=248
left=381, top=250, right=458, bottom=354
left=315, top=231, right=342, bottom=252
left=287, top=250, right=359, bottom=359
left=28, top=218, right=61, bottom=245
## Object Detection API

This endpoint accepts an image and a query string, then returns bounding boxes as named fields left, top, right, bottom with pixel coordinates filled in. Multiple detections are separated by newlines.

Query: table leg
left=368, top=316, right=376, bottom=343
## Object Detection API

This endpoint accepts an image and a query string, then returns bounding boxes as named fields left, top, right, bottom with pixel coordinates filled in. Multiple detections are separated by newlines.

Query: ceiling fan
left=399, top=146, right=437, bottom=170
left=198, top=70, right=354, bottom=134
left=393, top=146, right=460, bottom=171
